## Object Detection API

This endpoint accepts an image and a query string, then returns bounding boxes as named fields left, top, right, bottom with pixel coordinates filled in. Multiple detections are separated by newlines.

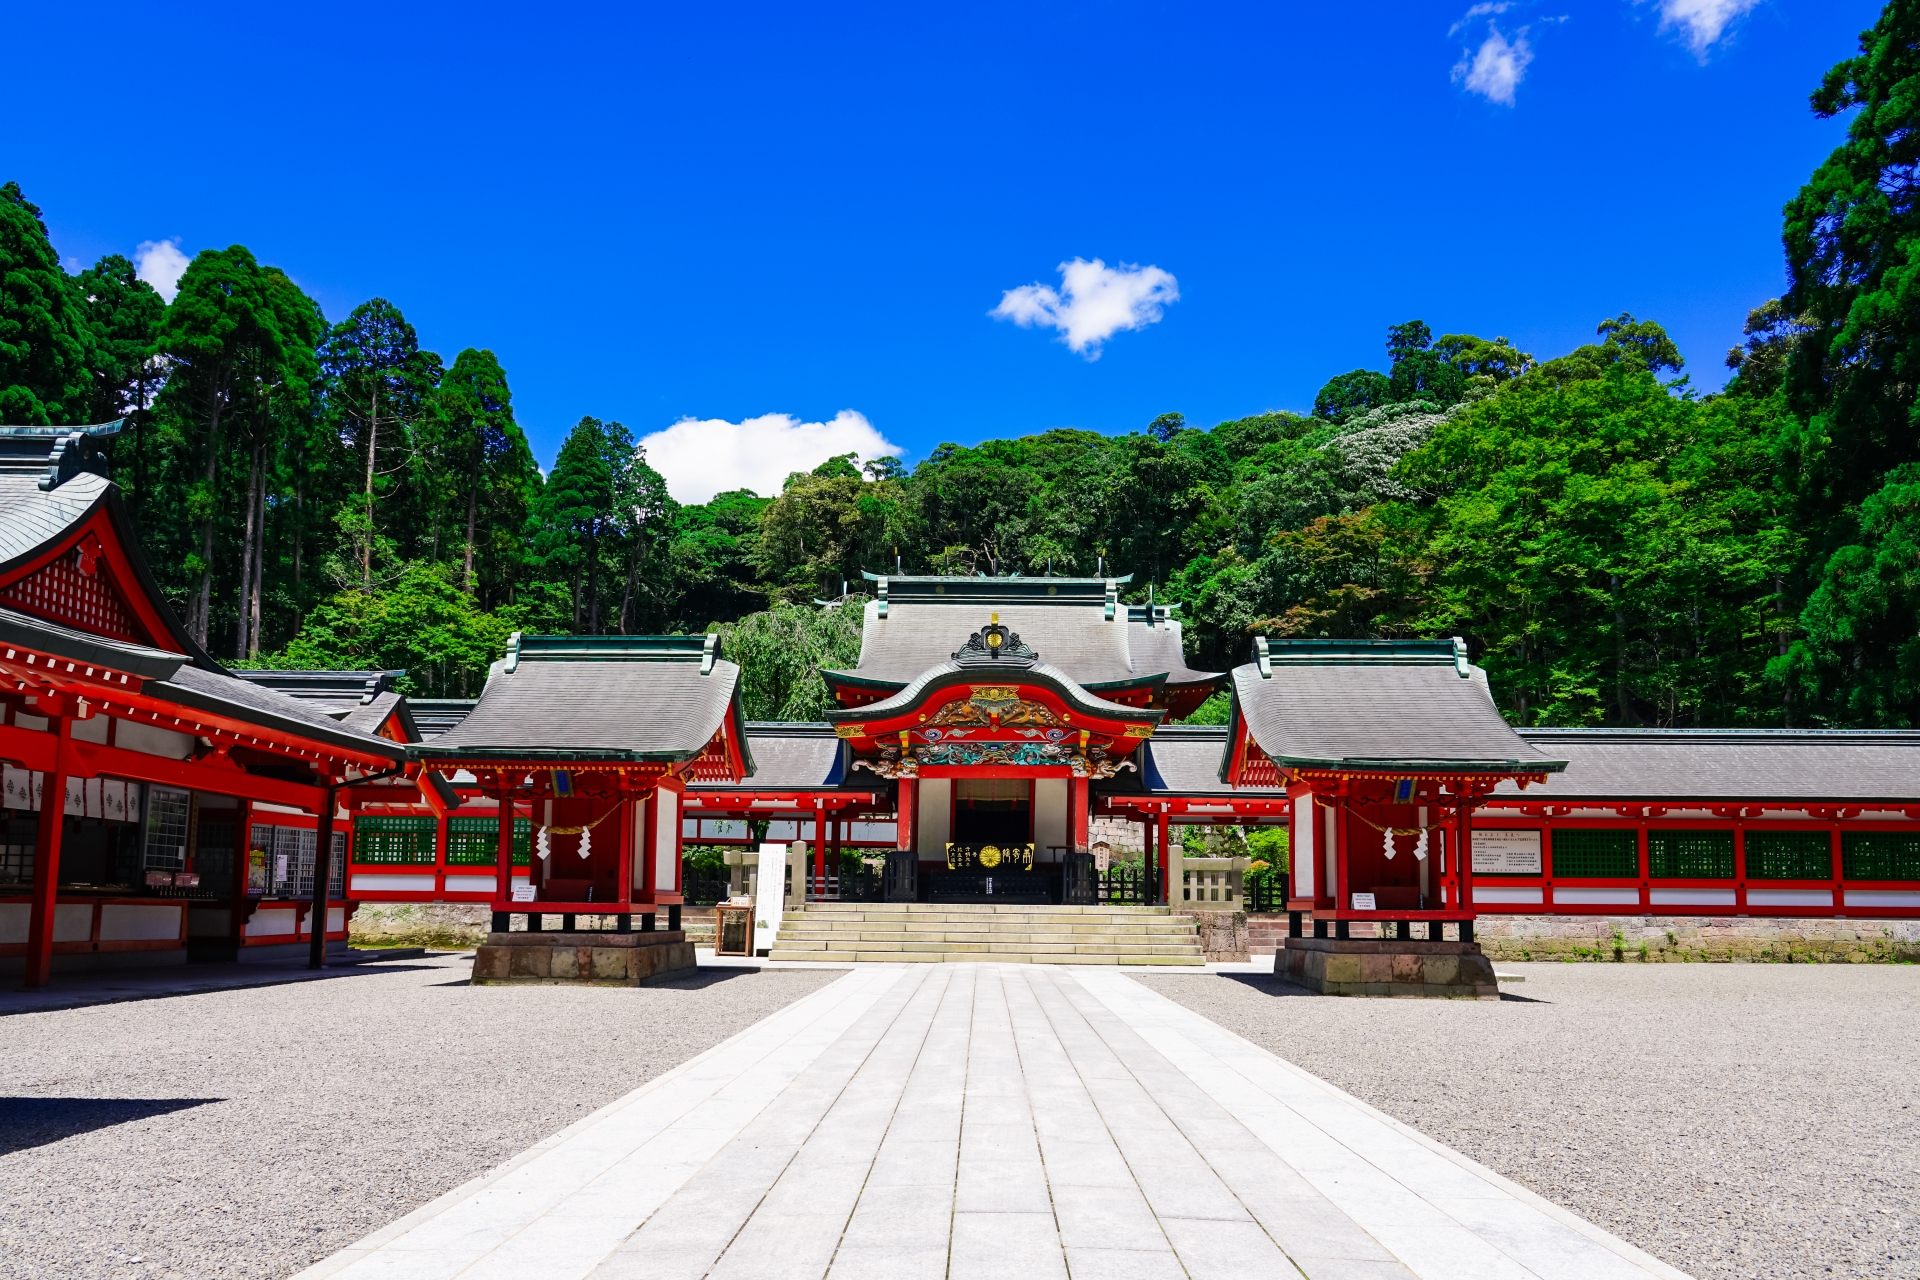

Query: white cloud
left=991, top=257, right=1179, bottom=360
left=134, top=238, right=190, bottom=303
left=1449, top=2, right=1511, bottom=36
left=1453, top=23, right=1533, bottom=105
left=637, top=410, right=903, bottom=504
left=1652, top=0, right=1760, bottom=57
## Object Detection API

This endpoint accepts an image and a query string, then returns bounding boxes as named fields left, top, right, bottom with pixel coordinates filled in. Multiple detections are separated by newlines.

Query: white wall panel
left=916, top=779, right=951, bottom=858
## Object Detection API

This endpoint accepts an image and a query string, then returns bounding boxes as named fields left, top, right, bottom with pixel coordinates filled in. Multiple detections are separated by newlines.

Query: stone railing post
left=1180, top=856, right=1251, bottom=910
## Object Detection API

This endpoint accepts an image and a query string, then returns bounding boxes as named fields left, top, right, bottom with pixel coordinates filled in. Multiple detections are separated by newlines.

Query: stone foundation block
left=472, top=931, right=697, bottom=986
left=1279, top=937, right=1497, bottom=999
left=1173, top=910, right=1249, bottom=962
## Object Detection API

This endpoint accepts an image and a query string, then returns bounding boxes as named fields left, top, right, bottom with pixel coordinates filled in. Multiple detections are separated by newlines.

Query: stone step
left=767, top=900, right=1206, bottom=966
left=770, top=937, right=1205, bottom=956
left=783, top=921, right=1198, bottom=932
left=766, top=948, right=1205, bottom=966
left=784, top=911, right=1177, bottom=925
left=774, top=931, right=1197, bottom=946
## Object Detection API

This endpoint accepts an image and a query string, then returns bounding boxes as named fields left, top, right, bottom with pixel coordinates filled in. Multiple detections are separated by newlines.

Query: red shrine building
left=4, top=421, right=1918, bottom=988
left=0, top=422, right=433, bottom=987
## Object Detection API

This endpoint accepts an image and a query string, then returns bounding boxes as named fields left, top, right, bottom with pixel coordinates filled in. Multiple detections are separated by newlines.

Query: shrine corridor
left=295, top=965, right=1685, bottom=1280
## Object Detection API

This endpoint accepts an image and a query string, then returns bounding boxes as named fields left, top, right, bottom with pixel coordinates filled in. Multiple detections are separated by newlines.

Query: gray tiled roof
left=837, top=599, right=1142, bottom=685
left=0, top=472, right=111, bottom=576
left=1230, top=659, right=1567, bottom=773
left=1125, top=620, right=1220, bottom=688
left=691, top=726, right=842, bottom=790
left=408, top=699, right=477, bottom=738
left=0, top=603, right=404, bottom=761
left=154, top=663, right=408, bottom=762
left=414, top=651, right=745, bottom=762
left=231, top=669, right=404, bottom=715
left=0, top=604, right=183, bottom=678
left=339, top=690, right=421, bottom=743
left=827, top=658, right=1164, bottom=726
left=1496, top=729, right=1920, bottom=802
left=1139, top=728, right=1284, bottom=795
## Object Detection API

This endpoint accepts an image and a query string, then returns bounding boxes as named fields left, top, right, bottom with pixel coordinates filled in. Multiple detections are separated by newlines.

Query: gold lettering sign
left=1124, top=724, right=1154, bottom=738
left=834, top=724, right=865, bottom=739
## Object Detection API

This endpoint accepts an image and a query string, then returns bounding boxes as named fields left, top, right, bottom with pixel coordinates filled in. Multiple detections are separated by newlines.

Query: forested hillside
left=6, top=3, right=1920, bottom=728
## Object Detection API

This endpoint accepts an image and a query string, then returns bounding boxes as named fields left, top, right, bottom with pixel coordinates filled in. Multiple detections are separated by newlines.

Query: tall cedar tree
left=0, top=183, right=91, bottom=425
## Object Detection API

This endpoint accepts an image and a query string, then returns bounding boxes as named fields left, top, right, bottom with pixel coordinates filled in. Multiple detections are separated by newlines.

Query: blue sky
left=12, top=1, right=1882, bottom=500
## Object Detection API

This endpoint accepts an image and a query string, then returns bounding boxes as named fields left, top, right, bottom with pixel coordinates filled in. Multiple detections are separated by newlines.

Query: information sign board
left=1473, top=829, right=1543, bottom=875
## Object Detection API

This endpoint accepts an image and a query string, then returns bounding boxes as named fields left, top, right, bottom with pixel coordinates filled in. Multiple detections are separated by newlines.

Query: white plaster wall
left=115, top=719, right=194, bottom=759
left=1293, top=792, right=1315, bottom=899
left=916, top=778, right=951, bottom=858
left=1033, top=778, right=1068, bottom=859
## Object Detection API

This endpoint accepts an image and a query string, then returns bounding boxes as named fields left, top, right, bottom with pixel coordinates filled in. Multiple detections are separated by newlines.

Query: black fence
left=1096, top=860, right=1158, bottom=906
left=1243, top=874, right=1286, bottom=914
left=681, top=874, right=732, bottom=906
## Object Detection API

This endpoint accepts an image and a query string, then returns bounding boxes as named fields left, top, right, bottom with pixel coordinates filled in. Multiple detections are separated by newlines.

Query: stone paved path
left=293, top=966, right=1689, bottom=1280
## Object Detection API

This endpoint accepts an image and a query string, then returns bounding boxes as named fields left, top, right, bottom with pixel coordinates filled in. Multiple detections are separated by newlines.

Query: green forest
left=7, top=5, right=1920, bottom=728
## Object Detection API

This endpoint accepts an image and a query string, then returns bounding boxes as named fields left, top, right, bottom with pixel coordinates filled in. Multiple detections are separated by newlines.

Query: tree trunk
left=234, top=441, right=260, bottom=659
left=1611, top=573, right=1632, bottom=724
left=1775, top=574, right=1792, bottom=728
left=362, top=386, right=378, bottom=592
left=248, top=444, right=266, bottom=657
left=192, top=397, right=225, bottom=647
left=586, top=528, right=600, bottom=635
left=291, top=454, right=304, bottom=635
left=463, top=445, right=480, bottom=593
left=619, top=544, right=639, bottom=636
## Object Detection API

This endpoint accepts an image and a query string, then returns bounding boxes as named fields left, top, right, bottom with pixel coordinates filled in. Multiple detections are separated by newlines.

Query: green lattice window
left=1841, top=832, right=1920, bottom=881
left=1549, top=828, right=1638, bottom=879
left=353, top=816, right=437, bottom=865
left=1648, top=830, right=1735, bottom=879
left=446, top=816, right=531, bottom=866
left=1745, top=831, right=1833, bottom=880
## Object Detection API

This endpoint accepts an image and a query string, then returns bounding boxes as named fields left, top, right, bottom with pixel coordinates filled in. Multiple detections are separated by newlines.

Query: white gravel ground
left=0, top=953, right=840, bottom=1280
left=1135, top=962, right=1920, bottom=1280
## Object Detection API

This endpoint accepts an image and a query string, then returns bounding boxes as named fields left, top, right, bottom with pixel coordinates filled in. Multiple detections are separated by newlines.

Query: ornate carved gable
left=951, top=617, right=1038, bottom=667
left=1, top=533, right=149, bottom=644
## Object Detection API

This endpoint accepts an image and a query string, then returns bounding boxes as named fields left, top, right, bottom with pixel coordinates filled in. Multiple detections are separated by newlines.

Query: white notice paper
left=1473, top=829, right=1543, bottom=875
left=1350, top=892, right=1377, bottom=911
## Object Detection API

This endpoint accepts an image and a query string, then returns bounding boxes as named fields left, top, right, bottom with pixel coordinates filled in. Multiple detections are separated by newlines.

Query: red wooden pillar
left=233, top=798, right=254, bottom=948
left=616, top=793, right=634, bottom=908
left=1333, top=797, right=1350, bottom=916
left=1155, top=809, right=1170, bottom=905
left=1070, top=777, right=1090, bottom=852
left=1456, top=794, right=1477, bottom=939
left=23, top=714, right=73, bottom=989
left=309, top=779, right=339, bottom=970
left=434, top=808, right=450, bottom=898
left=895, top=778, right=916, bottom=853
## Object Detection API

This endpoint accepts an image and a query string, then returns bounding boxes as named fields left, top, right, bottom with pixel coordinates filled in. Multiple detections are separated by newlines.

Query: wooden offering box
left=714, top=903, right=754, bottom=957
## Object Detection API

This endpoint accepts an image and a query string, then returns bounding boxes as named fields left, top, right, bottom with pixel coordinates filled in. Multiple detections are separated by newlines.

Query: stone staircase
left=767, top=902, right=1206, bottom=965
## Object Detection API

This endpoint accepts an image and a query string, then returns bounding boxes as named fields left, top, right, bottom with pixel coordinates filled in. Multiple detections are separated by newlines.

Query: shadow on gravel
left=1210, top=973, right=1552, bottom=1003
left=1218, top=974, right=1319, bottom=997
left=0, top=1096, right=222, bottom=1155
left=647, top=969, right=767, bottom=990
left=429, top=970, right=770, bottom=991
